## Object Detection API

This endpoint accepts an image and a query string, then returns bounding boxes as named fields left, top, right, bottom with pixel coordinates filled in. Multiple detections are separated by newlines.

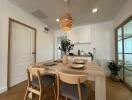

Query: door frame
left=115, top=15, right=132, bottom=91
left=7, top=18, right=37, bottom=88
left=115, top=15, right=132, bottom=65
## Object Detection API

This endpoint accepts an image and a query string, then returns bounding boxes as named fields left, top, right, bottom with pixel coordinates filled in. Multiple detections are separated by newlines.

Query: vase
left=63, top=54, right=68, bottom=64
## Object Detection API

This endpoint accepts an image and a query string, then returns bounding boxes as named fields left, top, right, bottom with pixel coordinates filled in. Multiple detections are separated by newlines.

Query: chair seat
left=32, top=75, right=55, bottom=88
left=60, top=82, right=89, bottom=100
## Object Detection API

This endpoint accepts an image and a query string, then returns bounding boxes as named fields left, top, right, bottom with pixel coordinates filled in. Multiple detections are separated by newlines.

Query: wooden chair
left=24, top=66, right=56, bottom=100
left=57, top=71, right=89, bottom=100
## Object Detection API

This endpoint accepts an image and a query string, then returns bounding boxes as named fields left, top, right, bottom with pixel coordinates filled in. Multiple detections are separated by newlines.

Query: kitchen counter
left=68, top=55, right=92, bottom=62
left=68, top=55, right=91, bottom=57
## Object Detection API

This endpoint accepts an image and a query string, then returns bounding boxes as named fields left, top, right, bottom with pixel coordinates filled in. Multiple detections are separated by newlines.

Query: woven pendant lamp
left=59, top=13, right=73, bottom=32
left=59, top=0, right=73, bottom=32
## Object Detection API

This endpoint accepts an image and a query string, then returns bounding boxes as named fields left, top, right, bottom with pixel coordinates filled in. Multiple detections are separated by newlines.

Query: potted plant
left=59, top=39, right=74, bottom=64
left=108, top=61, right=122, bottom=82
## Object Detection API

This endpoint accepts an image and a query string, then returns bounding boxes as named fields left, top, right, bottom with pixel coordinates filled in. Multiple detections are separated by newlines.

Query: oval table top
left=33, top=60, right=105, bottom=77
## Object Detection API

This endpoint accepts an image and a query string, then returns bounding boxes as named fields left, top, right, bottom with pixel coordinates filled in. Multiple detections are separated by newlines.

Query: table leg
left=95, top=76, right=106, bottom=100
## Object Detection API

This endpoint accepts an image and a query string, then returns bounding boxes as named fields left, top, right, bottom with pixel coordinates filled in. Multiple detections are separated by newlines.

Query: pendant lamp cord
left=64, top=0, right=69, bottom=13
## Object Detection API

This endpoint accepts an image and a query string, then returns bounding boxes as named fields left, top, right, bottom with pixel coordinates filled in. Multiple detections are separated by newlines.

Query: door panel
left=9, top=21, right=36, bottom=87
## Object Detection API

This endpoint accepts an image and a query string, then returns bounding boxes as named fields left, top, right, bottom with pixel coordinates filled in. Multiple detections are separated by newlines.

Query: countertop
left=68, top=55, right=91, bottom=57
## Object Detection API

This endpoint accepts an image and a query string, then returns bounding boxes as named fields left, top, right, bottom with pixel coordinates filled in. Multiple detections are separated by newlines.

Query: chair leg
left=53, top=83, right=56, bottom=99
left=57, top=95, right=59, bottom=100
left=39, top=89, right=45, bottom=100
left=39, top=93, right=42, bottom=100
left=65, top=96, right=68, bottom=100
left=24, top=89, right=29, bottom=100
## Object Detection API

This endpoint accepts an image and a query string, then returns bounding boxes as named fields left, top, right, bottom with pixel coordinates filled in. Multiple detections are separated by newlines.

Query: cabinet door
left=67, top=28, right=78, bottom=43
left=78, top=25, right=91, bottom=43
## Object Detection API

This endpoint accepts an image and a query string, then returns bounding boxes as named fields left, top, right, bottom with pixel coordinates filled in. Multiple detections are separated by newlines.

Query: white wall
left=54, top=21, right=114, bottom=75
left=114, top=0, right=132, bottom=27
left=0, top=0, right=54, bottom=93
left=91, top=21, right=114, bottom=61
left=90, top=21, right=114, bottom=75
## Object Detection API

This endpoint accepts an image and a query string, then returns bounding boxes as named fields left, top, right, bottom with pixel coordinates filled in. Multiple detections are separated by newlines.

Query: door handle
left=32, top=52, right=36, bottom=54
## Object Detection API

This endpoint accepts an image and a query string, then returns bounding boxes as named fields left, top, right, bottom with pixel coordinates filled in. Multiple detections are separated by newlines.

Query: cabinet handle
left=32, top=52, right=36, bottom=54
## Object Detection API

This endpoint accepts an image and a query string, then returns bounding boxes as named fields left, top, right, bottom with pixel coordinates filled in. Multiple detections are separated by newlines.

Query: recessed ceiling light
left=56, top=18, right=59, bottom=22
left=92, top=8, right=98, bottom=13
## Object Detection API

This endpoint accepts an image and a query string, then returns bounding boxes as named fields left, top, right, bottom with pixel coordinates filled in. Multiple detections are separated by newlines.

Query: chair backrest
left=27, top=67, right=45, bottom=76
left=27, top=65, right=46, bottom=89
left=58, top=70, right=87, bottom=84
left=57, top=70, right=87, bottom=100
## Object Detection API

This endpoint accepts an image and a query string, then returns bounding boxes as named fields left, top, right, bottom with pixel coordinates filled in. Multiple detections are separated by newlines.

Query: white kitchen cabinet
left=67, top=27, right=78, bottom=43
left=67, top=25, right=91, bottom=44
left=78, top=25, right=91, bottom=43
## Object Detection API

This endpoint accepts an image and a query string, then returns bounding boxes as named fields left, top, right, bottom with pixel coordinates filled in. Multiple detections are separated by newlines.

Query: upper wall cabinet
left=67, top=27, right=78, bottom=43
left=77, top=25, right=91, bottom=43
left=67, top=25, right=91, bottom=44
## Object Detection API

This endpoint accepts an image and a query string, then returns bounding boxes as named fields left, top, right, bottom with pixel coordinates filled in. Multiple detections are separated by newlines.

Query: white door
left=9, top=21, right=36, bottom=87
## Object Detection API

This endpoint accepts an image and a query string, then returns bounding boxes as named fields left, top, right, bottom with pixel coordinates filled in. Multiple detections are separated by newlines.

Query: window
left=115, top=16, right=132, bottom=88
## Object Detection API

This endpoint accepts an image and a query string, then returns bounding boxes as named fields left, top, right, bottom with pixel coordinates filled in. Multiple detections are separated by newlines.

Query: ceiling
left=8, top=0, right=127, bottom=30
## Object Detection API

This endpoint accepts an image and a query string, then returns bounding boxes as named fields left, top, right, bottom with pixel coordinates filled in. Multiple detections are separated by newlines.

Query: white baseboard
left=0, top=87, right=7, bottom=94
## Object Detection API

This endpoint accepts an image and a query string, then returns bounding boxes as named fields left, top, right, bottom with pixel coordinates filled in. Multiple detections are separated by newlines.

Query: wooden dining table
left=34, top=60, right=106, bottom=100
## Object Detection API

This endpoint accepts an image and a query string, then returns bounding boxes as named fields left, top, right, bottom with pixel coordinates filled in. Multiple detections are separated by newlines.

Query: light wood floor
left=0, top=78, right=131, bottom=100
